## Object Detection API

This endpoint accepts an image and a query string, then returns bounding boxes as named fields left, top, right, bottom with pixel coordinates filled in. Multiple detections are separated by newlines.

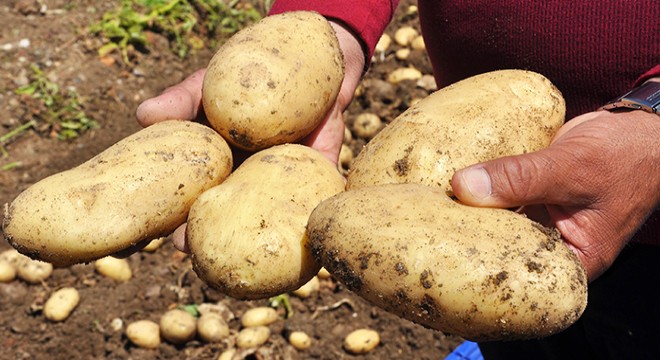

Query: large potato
left=307, top=184, right=587, bottom=341
left=347, top=70, right=565, bottom=191
left=202, top=11, right=344, bottom=151
left=3, top=120, right=232, bottom=267
left=188, top=144, right=344, bottom=300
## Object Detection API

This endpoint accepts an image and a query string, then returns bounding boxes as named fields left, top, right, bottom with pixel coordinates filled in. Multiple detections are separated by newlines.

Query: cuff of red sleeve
left=634, top=64, right=660, bottom=86
left=269, top=0, right=397, bottom=66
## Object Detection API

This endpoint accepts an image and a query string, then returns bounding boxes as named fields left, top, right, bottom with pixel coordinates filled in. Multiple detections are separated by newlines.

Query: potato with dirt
left=188, top=144, right=345, bottom=300
left=202, top=11, right=344, bottom=151
left=3, top=120, right=232, bottom=267
left=307, top=183, right=587, bottom=341
left=346, top=69, right=565, bottom=192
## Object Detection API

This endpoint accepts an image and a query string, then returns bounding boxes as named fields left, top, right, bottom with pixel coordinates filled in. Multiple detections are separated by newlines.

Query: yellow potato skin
left=3, top=120, right=232, bottom=267
left=307, top=184, right=587, bottom=341
left=202, top=11, right=344, bottom=151
left=188, top=144, right=345, bottom=300
left=347, top=70, right=565, bottom=191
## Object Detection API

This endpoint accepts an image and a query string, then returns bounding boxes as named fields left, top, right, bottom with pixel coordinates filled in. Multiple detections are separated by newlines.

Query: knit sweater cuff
left=269, top=0, right=398, bottom=62
left=635, top=64, right=660, bottom=85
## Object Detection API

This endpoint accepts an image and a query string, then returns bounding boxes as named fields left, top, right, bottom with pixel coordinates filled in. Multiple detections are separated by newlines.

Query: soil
left=0, top=1, right=464, bottom=359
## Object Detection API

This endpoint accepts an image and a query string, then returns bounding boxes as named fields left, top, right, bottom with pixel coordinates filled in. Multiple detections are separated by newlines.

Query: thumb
left=451, top=150, right=567, bottom=208
left=136, top=68, right=206, bottom=126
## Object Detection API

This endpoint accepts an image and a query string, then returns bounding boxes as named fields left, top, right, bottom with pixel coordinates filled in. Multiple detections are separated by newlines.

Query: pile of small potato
left=2, top=8, right=587, bottom=345
left=1, top=248, right=78, bottom=323
left=2, top=239, right=382, bottom=355
left=1, top=249, right=81, bottom=322
left=0, top=243, right=159, bottom=323
left=0, top=248, right=53, bottom=285
left=123, top=269, right=381, bottom=356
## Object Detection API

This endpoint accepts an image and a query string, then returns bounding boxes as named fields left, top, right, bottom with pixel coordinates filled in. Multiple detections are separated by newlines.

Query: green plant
left=268, top=294, right=293, bottom=319
left=1, top=161, right=22, bottom=171
left=177, top=304, right=200, bottom=317
left=0, top=120, right=36, bottom=159
left=91, top=0, right=262, bottom=63
left=15, top=64, right=98, bottom=141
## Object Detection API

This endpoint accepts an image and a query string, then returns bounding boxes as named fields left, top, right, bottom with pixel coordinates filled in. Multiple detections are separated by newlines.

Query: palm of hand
left=520, top=111, right=659, bottom=280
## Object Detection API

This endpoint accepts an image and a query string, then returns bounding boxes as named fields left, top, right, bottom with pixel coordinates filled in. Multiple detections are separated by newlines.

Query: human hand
left=451, top=109, right=660, bottom=281
left=136, top=21, right=364, bottom=164
left=135, top=20, right=365, bottom=251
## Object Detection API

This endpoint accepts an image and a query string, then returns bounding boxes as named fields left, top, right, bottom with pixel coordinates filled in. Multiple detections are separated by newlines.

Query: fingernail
left=135, top=99, right=152, bottom=119
left=460, top=167, right=492, bottom=200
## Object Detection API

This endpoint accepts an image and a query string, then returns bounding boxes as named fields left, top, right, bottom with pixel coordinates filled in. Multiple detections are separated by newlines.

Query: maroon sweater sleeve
left=636, top=64, right=660, bottom=85
left=269, top=0, right=399, bottom=59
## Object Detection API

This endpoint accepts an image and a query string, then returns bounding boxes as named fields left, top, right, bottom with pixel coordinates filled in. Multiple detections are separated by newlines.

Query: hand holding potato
left=308, top=183, right=587, bottom=341
left=136, top=14, right=366, bottom=252
left=452, top=108, right=660, bottom=281
left=136, top=18, right=365, bottom=165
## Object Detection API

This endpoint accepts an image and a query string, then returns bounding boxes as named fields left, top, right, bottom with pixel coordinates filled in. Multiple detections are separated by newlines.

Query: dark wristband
left=601, top=80, right=660, bottom=114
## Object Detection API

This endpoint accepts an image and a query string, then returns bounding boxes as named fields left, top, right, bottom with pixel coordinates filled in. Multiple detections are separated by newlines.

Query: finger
left=451, top=147, right=584, bottom=208
left=136, top=68, right=206, bottom=126
left=172, top=223, right=189, bottom=253
left=547, top=205, right=618, bottom=281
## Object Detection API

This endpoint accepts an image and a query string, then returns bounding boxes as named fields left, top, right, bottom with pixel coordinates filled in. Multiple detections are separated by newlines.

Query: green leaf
left=98, top=42, right=119, bottom=57
left=268, top=294, right=293, bottom=318
left=177, top=304, right=200, bottom=317
left=1, top=161, right=22, bottom=171
left=15, top=83, right=37, bottom=96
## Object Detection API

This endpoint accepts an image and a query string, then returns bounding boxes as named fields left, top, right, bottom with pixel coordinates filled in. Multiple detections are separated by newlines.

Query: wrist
left=330, top=21, right=366, bottom=79
left=628, top=111, right=660, bottom=205
left=329, top=20, right=365, bottom=109
left=644, top=76, right=660, bottom=84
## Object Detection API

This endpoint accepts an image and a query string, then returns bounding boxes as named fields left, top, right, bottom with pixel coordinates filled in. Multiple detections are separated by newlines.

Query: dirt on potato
left=0, top=0, right=463, bottom=359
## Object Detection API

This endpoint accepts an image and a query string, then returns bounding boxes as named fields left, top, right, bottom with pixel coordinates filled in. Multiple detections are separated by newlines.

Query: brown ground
left=0, top=1, right=463, bottom=359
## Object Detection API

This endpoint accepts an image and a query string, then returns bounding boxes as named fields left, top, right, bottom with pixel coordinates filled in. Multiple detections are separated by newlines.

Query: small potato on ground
left=291, top=276, right=320, bottom=299
left=288, top=331, right=313, bottom=350
left=44, top=287, right=80, bottom=322
left=95, top=256, right=132, bottom=281
left=0, top=260, right=16, bottom=283
left=386, top=67, right=422, bottom=84
left=236, top=326, right=271, bottom=348
left=343, top=329, right=380, bottom=354
left=240, top=307, right=279, bottom=328
left=160, top=309, right=197, bottom=345
left=142, top=237, right=166, bottom=252
left=16, top=258, right=52, bottom=284
left=352, top=113, right=382, bottom=139
left=197, top=312, right=230, bottom=342
left=126, top=320, right=161, bottom=349
left=393, top=26, right=419, bottom=46
left=218, top=348, right=237, bottom=360
left=0, top=248, right=24, bottom=267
